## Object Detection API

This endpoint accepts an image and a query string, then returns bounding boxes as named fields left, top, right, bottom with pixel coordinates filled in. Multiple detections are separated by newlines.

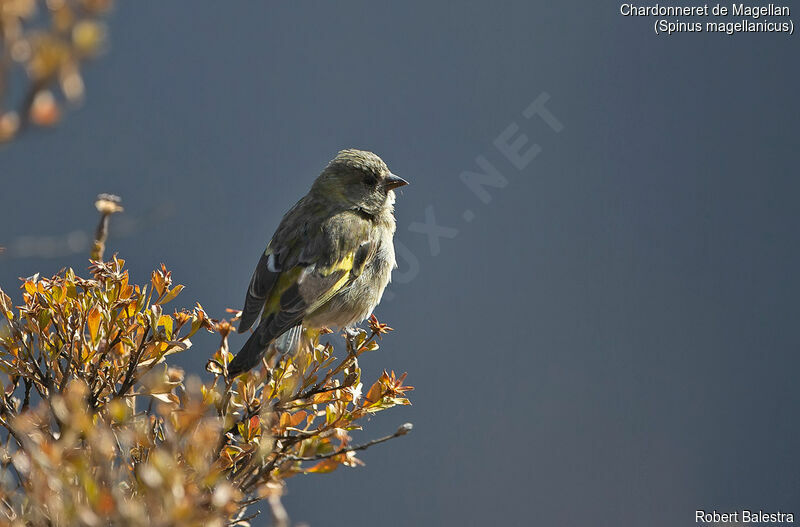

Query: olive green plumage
left=228, top=149, right=408, bottom=378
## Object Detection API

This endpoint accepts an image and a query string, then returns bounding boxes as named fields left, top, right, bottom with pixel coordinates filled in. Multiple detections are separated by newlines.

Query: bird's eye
left=362, top=173, right=378, bottom=186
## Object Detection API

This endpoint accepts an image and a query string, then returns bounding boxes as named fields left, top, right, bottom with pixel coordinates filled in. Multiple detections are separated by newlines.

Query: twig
left=21, top=379, right=31, bottom=412
left=283, top=423, right=413, bottom=463
left=91, top=194, right=123, bottom=261
left=88, top=329, right=122, bottom=406
left=281, top=329, right=378, bottom=407
left=273, top=384, right=342, bottom=411
left=115, top=323, right=150, bottom=397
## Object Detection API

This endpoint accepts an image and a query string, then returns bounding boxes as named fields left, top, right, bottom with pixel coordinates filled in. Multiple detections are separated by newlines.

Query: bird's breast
left=304, top=230, right=396, bottom=329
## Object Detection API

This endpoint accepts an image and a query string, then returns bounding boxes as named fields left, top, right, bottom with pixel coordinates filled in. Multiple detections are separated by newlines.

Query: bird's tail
left=227, top=324, right=304, bottom=378
left=227, top=329, right=268, bottom=378
left=274, top=324, right=303, bottom=355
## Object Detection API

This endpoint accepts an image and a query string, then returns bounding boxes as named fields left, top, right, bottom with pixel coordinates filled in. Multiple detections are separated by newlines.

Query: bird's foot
left=342, top=326, right=360, bottom=339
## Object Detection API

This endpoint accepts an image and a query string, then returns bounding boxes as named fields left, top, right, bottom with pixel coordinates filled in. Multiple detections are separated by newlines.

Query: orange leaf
left=364, top=381, right=384, bottom=405
left=156, top=284, right=184, bottom=305
left=151, top=271, right=165, bottom=298
left=248, top=415, right=261, bottom=438
left=87, top=306, right=101, bottom=343
left=289, top=411, right=307, bottom=428
left=306, top=457, right=343, bottom=474
left=30, top=91, right=60, bottom=127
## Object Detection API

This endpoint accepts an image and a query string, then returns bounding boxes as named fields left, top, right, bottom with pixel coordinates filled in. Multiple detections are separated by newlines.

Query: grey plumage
left=228, top=149, right=408, bottom=378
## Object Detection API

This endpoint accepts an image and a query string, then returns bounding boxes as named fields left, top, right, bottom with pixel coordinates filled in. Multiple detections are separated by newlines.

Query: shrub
left=0, top=228, right=412, bottom=526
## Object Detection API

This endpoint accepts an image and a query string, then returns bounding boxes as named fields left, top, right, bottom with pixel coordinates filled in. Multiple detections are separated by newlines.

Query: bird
left=227, top=149, right=408, bottom=378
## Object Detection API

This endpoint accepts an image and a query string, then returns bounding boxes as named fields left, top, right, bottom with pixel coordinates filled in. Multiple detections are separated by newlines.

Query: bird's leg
left=262, top=348, right=277, bottom=379
left=343, top=326, right=360, bottom=340
left=341, top=326, right=361, bottom=373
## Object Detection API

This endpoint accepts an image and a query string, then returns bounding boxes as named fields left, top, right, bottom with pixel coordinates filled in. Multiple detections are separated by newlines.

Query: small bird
left=227, top=149, right=408, bottom=378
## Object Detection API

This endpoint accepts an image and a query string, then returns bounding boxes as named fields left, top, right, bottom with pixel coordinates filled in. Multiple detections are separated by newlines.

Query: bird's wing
left=238, top=250, right=280, bottom=332
left=237, top=196, right=319, bottom=333
left=237, top=205, right=374, bottom=336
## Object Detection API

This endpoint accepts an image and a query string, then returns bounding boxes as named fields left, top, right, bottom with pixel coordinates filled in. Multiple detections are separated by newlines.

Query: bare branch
left=284, top=423, right=413, bottom=463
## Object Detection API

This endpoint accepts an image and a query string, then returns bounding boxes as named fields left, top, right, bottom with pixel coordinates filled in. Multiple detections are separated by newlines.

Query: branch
left=278, top=328, right=379, bottom=408
left=87, top=329, right=122, bottom=402
left=91, top=194, right=123, bottom=261
left=283, top=423, right=413, bottom=463
left=115, top=323, right=151, bottom=397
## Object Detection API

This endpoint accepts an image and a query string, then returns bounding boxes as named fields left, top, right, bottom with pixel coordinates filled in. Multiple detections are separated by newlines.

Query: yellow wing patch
left=263, top=267, right=303, bottom=316
left=319, top=251, right=355, bottom=276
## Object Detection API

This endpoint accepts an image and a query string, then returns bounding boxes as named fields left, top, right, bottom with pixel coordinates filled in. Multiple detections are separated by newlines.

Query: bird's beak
left=384, top=173, right=409, bottom=191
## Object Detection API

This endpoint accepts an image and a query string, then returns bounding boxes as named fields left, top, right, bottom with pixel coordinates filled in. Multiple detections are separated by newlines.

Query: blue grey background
left=2, top=2, right=798, bottom=525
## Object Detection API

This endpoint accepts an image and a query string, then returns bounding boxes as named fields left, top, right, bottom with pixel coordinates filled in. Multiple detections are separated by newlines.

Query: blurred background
left=2, top=2, right=798, bottom=525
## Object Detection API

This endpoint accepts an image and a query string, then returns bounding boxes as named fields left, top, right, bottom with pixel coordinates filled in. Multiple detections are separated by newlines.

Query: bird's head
left=312, top=149, right=408, bottom=215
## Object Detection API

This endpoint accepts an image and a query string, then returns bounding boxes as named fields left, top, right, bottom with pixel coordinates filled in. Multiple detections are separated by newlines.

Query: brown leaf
left=156, top=284, right=184, bottom=306
left=305, top=457, right=343, bottom=474
left=364, top=380, right=384, bottom=406
left=87, top=306, right=101, bottom=344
